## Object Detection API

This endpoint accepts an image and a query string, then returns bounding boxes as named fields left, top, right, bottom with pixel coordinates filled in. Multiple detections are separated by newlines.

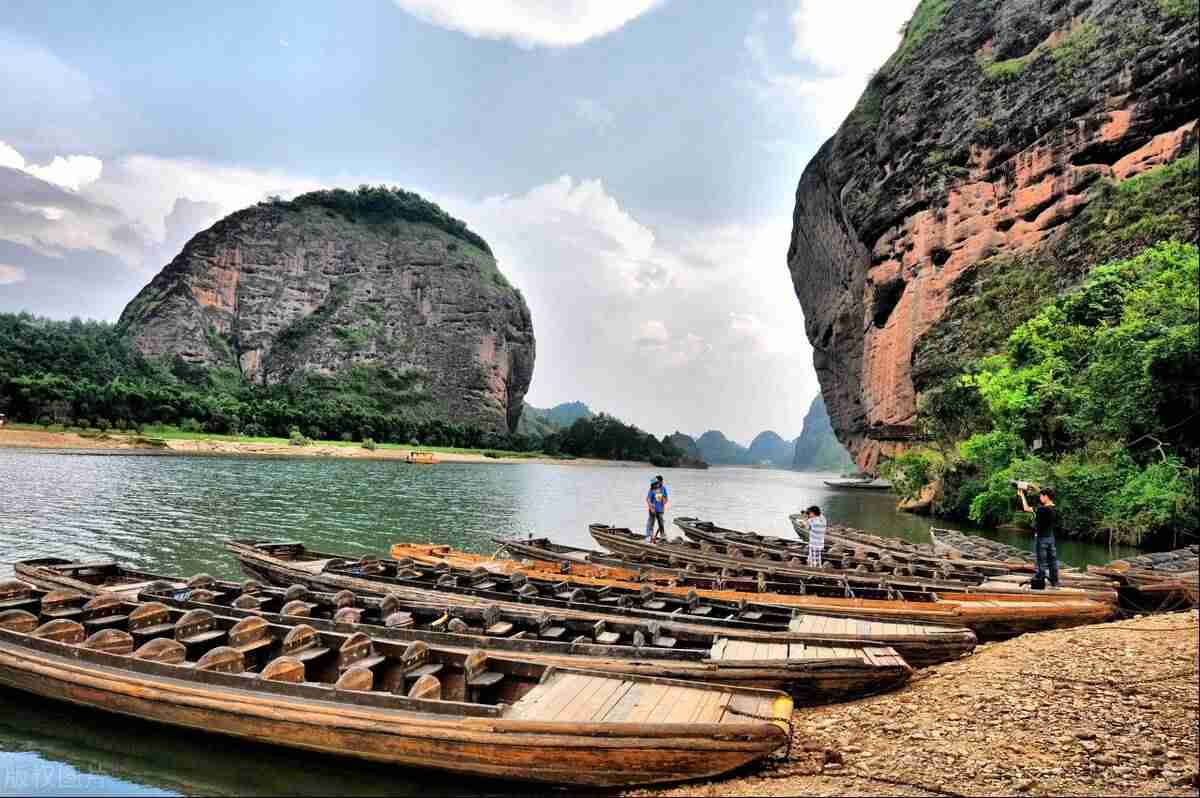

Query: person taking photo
left=1018, top=483, right=1060, bottom=589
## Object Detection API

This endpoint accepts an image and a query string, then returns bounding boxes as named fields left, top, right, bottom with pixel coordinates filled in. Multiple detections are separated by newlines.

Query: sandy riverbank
left=0, top=427, right=643, bottom=467
left=633, top=610, right=1200, bottom=797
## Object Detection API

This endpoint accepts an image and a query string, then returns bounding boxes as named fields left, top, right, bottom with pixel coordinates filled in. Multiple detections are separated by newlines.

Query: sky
left=0, top=0, right=918, bottom=444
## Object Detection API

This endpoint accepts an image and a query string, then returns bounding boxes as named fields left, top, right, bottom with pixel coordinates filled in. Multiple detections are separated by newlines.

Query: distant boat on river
left=823, top=477, right=892, bottom=490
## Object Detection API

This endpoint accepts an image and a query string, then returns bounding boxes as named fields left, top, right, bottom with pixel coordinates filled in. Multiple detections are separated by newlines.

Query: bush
left=37, top=415, right=52, bottom=430
left=95, top=418, right=111, bottom=432
left=362, top=437, right=377, bottom=451
left=179, top=418, right=203, bottom=433
left=288, top=427, right=310, bottom=447
left=114, top=418, right=128, bottom=432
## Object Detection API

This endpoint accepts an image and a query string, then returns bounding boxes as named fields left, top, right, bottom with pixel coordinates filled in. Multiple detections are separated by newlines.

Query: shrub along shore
left=884, top=241, right=1198, bottom=548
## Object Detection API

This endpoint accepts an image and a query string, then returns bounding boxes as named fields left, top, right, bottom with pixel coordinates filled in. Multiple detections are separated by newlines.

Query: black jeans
left=1035, top=535, right=1059, bottom=587
left=645, top=510, right=666, bottom=540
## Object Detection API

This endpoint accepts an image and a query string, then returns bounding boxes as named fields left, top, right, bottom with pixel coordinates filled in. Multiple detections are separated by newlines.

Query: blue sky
left=0, top=0, right=917, bottom=442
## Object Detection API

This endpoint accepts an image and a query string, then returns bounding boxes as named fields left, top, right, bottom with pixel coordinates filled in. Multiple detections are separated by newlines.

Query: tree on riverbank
left=886, top=241, right=1199, bottom=547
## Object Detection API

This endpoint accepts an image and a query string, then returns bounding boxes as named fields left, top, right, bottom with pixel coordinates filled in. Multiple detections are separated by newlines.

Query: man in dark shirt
left=1018, top=484, right=1060, bottom=588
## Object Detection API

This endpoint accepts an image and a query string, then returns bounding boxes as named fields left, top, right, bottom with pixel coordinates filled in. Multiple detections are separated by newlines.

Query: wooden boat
left=405, top=451, right=437, bottom=464
left=596, top=524, right=1118, bottom=605
left=581, top=529, right=1115, bottom=637
left=673, top=518, right=993, bottom=584
left=0, top=577, right=792, bottom=786
left=494, top=534, right=970, bottom=600
left=10, top=559, right=913, bottom=701
left=929, top=527, right=1037, bottom=564
left=1087, top=545, right=1199, bottom=613
left=225, top=541, right=980, bottom=665
left=822, top=478, right=893, bottom=490
left=795, top=517, right=1117, bottom=596
left=392, top=542, right=978, bottom=666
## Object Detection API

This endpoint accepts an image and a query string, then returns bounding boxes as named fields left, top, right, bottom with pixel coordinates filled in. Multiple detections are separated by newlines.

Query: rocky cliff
left=119, top=187, right=535, bottom=433
left=788, top=0, right=1198, bottom=471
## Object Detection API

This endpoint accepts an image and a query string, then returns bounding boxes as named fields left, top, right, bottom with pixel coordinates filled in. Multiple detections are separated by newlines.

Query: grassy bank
left=0, top=423, right=576, bottom=463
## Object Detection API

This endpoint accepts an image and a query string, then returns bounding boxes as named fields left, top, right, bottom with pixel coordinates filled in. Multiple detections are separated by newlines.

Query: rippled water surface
left=0, top=448, right=1137, bottom=795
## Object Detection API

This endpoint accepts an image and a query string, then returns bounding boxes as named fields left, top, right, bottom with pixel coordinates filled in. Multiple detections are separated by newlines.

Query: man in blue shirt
left=644, top=475, right=669, bottom=542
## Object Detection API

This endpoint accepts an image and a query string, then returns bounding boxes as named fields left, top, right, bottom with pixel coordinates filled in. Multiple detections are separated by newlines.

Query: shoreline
left=0, top=427, right=646, bottom=467
left=631, top=609, right=1200, bottom=797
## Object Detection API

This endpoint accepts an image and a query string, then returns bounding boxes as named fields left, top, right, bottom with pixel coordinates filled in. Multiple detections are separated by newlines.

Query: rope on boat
left=720, top=705, right=796, bottom=761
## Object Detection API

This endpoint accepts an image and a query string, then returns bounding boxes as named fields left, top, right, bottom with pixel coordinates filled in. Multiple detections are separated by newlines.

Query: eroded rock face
left=788, top=0, right=1198, bottom=471
left=119, top=196, right=535, bottom=433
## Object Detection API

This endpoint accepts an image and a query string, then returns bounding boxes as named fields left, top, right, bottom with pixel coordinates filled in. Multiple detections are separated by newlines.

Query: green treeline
left=887, top=241, right=1199, bottom=546
left=0, top=314, right=699, bottom=465
left=538, top=413, right=703, bottom=468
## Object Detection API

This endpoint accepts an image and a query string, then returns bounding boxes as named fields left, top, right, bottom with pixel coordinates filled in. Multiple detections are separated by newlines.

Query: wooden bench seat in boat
left=134, top=637, right=187, bottom=664
left=195, top=646, right=244, bottom=674
left=281, top=624, right=333, bottom=669
left=228, top=616, right=274, bottom=657
left=280, top=599, right=317, bottom=618
left=174, top=609, right=227, bottom=651
left=537, top=614, right=566, bottom=640
left=407, top=673, right=442, bottom=699
left=81, top=594, right=130, bottom=631
left=639, top=586, right=667, bottom=611
left=0, top=580, right=40, bottom=614
left=337, top=632, right=387, bottom=673
left=0, top=609, right=39, bottom=633
left=592, top=620, right=621, bottom=646
left=380, top=594, right=415, bottom=628
left=128, top=602, right=175, bottom=642
left=37, top=589, right=85, bottom=621
left=33, top=618, right=86, bottom=643
left=463, top=650, right=504, bottom=702
left=83, top=628, right=135, bottom=655
left=482, top=605, right=514, bottom=637
left=261, top=655, right=305, bottom=683
left=335, top=666, right=375, bottom=691
left=231, top=594, right=264, bottom=611
left=399, top=641, right=443, bottom=687
left=333, top=607, right=364, bottom=625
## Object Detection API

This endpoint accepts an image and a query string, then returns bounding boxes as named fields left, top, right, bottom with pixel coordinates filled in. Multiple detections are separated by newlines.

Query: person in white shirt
left=802, top=505, right=827, bottom=568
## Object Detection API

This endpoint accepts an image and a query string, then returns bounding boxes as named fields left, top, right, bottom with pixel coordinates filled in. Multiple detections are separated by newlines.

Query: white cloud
left=0, top=140, right=321, bottom=271
left=24, top=154, right=103, bottom=192
left=455, top=176, right=815, bottom=440
left=391, top=0, right=663, bottom=47
left=746, top=1, right=918, bottom=136
left=0, top=265, right=27, bottom=285
left=0, top=141, right=102, bottom=191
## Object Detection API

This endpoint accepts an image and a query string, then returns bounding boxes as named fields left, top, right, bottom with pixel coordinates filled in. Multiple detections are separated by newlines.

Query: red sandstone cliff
left=788, top=0, right=1198, bottom=472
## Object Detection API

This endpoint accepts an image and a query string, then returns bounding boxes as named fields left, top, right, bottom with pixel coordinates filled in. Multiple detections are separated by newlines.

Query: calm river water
left=0, top=448, right=1139, bottom=795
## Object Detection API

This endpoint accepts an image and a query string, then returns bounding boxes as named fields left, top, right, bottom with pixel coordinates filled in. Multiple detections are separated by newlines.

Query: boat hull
left=0, top=626, right=786, bottom=787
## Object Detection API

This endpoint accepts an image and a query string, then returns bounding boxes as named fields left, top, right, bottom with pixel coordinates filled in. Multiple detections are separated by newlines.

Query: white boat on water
left=822, top=477, right=893, bottom=491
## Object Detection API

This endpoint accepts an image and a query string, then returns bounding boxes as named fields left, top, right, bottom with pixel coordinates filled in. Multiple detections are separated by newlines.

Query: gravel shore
left=633, top=610, right=1199, bottom=797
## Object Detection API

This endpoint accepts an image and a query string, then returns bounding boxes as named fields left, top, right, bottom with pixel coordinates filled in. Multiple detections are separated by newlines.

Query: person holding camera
left=1017, top=483, right=1059, bottom=589
left=800, top=505, right=827, bottom=568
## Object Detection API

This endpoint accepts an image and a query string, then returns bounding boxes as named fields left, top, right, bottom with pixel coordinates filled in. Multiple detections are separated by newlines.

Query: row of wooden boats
left=2, top=518, right=1187, bottom=786
left=0, top=574, right=790, bottom=786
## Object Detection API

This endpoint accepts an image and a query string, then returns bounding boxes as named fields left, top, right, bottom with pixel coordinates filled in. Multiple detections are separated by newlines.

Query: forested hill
left=517, top=401, right=593, bottom=437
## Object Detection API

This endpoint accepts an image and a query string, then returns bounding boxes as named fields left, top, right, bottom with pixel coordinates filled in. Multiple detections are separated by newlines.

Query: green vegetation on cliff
left=894, top=241, right=1198, bottom=546
left=278, top=185, right=492, bottom=255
